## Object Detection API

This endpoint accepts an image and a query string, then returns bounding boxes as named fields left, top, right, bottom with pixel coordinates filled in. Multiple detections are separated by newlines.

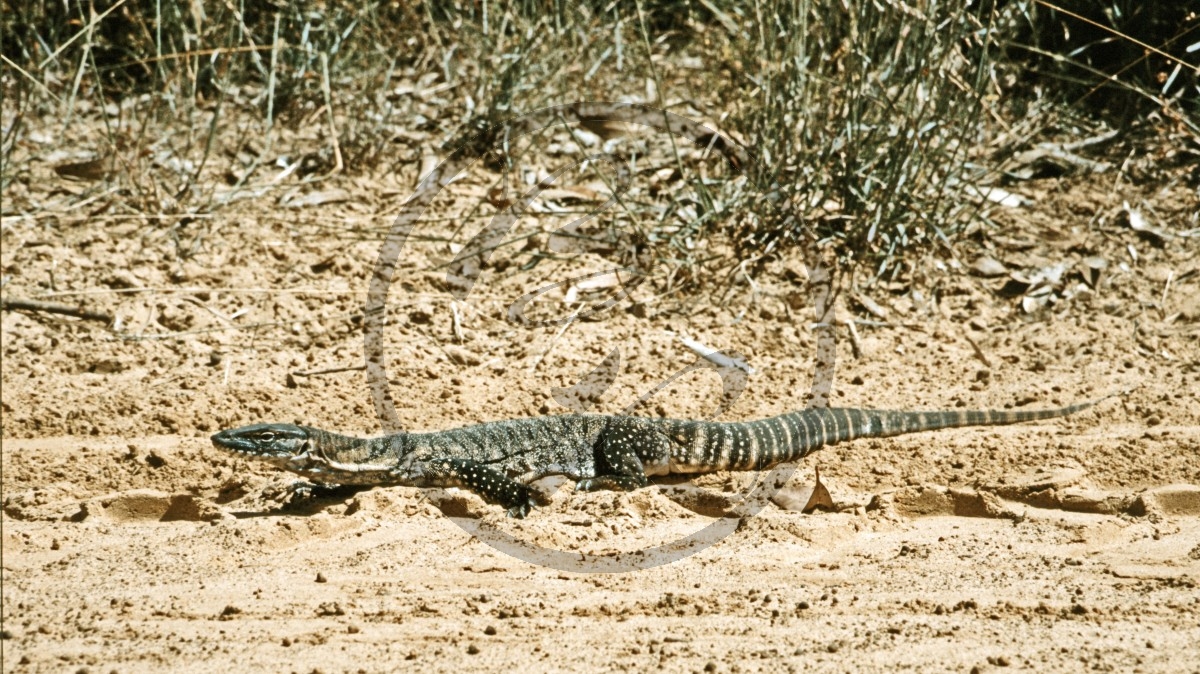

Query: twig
left=1, top=297, right=112, bottom=323
left=1159, top=270, right=1174, bottom=317
left=839, top=318, right=863, bottom=359
left=451, top=301, right=464, bottom=343
left=180, top=296, right=235, bottom=324
left=319, top=53, right=344, bottom=176
left=963, top=333, right=993, bottom=368
left=0, top=54, right=62, bottom=102
left=34, top=286, right=360, bottom=297
left=291, top=365, right=367, bottom=377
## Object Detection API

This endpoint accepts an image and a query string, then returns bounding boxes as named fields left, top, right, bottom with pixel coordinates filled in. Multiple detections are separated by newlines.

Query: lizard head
left=211, top=423, right=312, bottom=467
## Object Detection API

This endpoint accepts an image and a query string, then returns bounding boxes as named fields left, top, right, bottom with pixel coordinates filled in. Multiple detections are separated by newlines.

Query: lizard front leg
left=282, top=481, right=369, bottom=503
left=418, top=459, right=538, bottom=519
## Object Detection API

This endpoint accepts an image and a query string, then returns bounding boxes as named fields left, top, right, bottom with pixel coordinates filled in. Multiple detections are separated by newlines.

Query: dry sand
left=4, top=120, right=1199, bottom=672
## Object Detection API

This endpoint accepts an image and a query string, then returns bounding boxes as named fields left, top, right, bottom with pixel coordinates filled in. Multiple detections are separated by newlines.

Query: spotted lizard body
left=211, top=399, right=1107, bottom=518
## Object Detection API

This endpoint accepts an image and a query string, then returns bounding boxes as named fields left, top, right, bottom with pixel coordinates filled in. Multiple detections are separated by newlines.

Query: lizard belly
left=642, top=455, right=670, bottom=477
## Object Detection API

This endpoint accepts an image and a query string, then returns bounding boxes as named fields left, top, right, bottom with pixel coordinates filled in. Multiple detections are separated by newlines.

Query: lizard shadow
left=223, top=478, right=765, bottom=520
left=227, top=484, right=372, bottom=519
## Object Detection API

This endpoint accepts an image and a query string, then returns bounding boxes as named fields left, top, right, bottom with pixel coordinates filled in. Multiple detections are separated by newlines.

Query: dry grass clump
left=3, top=0, right=1194, bottom=291
left=717, top=0, right=998, bottom=281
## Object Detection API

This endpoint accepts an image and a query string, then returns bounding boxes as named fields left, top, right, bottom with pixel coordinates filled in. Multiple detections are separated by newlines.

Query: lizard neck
left=305, top=427, right=374, bottom=456
left=284, top=428, right=408, bottom=485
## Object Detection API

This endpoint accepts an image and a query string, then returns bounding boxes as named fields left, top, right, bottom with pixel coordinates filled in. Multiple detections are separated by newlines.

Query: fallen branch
left=1, top=297, right=113, bottom=323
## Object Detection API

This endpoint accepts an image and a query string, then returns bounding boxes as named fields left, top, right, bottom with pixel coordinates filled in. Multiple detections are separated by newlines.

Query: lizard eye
left=257, top=431, right=276, bottom=442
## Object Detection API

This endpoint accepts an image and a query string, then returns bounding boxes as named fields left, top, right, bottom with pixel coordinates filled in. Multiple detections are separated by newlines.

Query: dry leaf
left=577, top=117, right=627, bottom=140
left=675, top=333, right=755, bottom=374
left=852, top=293, right=889, bottom=319
left=971, top=256, right=1007, bottom=278
left=1124, top=201, right=1171, bottom=245
left=770, top=466, right=835, bottom=513
left=538, top=186, right=599, bottom=203
left=1081, top=256, right=1107, bottom=288
left=981, top=186, right=1030, bottom=208
left=54, top=156, right=115, bottom=182
left=802, top=466, right=835, bottom=512
left=1021, top=292, right=1053, bottom=314
left=281, top=189, right=352, bottom=208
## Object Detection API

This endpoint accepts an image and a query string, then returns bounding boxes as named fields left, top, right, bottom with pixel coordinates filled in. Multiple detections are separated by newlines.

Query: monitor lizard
left=211, top=397, right=1111, bottom=518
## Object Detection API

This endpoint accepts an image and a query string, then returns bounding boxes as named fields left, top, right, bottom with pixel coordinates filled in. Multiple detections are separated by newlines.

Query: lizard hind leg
left=576, top=420, right=661, bottom=493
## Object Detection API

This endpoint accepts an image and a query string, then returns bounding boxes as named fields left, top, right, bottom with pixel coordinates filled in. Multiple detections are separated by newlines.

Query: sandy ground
left=3, top=109, right=1200, bottom=672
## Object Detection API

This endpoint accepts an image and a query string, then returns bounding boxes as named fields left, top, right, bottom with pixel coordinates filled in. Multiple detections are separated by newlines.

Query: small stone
left=971, top=256, right=1007, bottom=277
left=466, top=644, right=480, bottom=655
left=315, top=572, right=327, bottom=583
left=484, top=625, right=497, bottom=636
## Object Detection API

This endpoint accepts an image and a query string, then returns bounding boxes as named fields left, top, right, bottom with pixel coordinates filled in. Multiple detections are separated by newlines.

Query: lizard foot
left=282, top=480, right=318, bottom=502
left=505, top=486, right=538, bottom=519
left=281, top=481, right=365, bottom=505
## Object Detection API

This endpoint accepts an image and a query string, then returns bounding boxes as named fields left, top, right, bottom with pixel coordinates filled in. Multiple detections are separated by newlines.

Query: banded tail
left=841, top=398, right=1103, bottom=441
left=671, top=397, right=1110, bottom=473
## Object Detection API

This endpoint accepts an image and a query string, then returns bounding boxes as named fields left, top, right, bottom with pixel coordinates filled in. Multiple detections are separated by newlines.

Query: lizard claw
left=503, top=483, right=538, bottom=519
left=506, top=497, right=535, bottom=519
left=282, top=480, right=319, bottom=502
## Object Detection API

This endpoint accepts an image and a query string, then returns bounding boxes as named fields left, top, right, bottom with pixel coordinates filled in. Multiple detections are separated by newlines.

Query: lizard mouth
left=209, top=424, right=310, bottom=462
left=210, top=429, right=250, bottom=452
left=210, top=430, right=274, bottom=454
